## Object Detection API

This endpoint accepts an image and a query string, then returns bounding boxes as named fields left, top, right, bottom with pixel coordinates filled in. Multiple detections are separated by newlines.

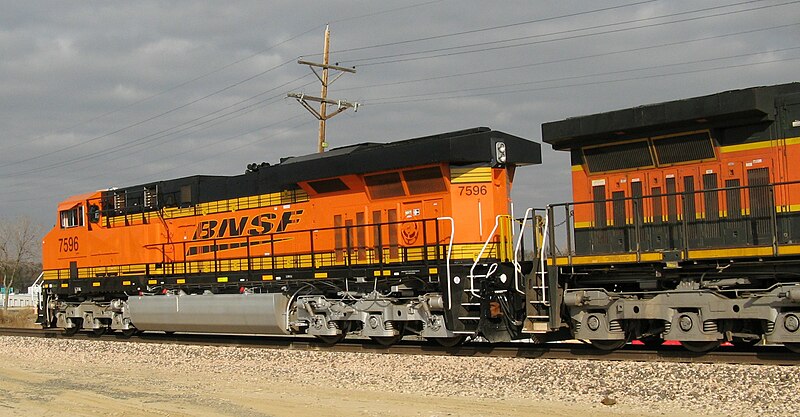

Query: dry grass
left=0, top=307, right=39, bottom=328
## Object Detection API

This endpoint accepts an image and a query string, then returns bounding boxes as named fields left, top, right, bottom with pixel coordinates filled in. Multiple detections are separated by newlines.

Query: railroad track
left=2, top=327, right=798, bottom=365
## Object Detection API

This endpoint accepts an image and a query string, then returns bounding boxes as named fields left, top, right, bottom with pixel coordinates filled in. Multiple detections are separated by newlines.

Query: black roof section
left=112, top=127, right=541, bottom=205
left=542, top=82, right=800, bottom=150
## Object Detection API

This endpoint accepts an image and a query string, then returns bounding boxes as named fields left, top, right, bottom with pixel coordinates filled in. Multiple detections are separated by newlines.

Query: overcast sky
left=1, top=0, right=798, bottom=229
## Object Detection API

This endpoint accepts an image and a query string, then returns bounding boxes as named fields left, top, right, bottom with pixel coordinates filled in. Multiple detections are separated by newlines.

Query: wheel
left=785, top=343, right=800, bottom=354
left=640, top=336, right=664, bottom=348
left=430, top=335, right=466, bottom=348
left=370, top=322, right=405, bottom=347
left=314, top=321, right=350, bottom=345
left=92, top=327, right=107, bottom=337
left=371, top=334, right=404, bottom=346
left=62, top=318, right=82, bottom=336
left=590, top=339, right=626, bottom=351
left=681, top=340, right=721, bottom=353
left=119, top=327, right=138, bottom=339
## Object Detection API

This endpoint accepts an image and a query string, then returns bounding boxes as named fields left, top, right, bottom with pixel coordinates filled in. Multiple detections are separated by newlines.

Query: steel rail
left=2, top=327, right=798, bottom=365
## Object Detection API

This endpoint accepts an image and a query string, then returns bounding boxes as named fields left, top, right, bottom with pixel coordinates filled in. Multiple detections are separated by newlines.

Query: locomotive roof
left=108, top=127, right=540, bottom=204
left=542, top=82, right=800, bottom=150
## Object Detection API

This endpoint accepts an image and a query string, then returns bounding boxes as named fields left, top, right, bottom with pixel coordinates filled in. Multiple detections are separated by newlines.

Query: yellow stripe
left=122, top=281, right=131, bottom=286
left=61, top=283, right=68, bottom=288
left=719, top=141, right=772, bottom=153
left=551, top=252, right=663, bottom=265
left=314, top=272, right=328, bottom=279
left=148, top=279, right=157, bottom=285
left=428, top=267, right=438, bottom=274
left=571, top=165, right=584, bottom=172
left=450, top=167, right=492, bottom=183
left=688, top=247, right=773, bottom=259
left=217, top=277, right=228, bottom=283
left=177, top=278, right=186, bottom=284
left=261, top=275, right=273, bottom=281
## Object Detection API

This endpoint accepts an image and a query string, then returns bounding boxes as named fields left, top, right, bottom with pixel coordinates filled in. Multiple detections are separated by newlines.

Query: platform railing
left=544, top=179, right=800, bottom=263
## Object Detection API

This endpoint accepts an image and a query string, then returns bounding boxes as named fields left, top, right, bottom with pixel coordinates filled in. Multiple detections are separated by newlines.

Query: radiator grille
left=583, top=140, right=652, bottom=173
left=653, top=131, right=715, bottom=164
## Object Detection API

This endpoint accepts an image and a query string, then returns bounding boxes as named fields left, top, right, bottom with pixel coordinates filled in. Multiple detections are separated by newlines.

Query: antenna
left=288, top=25, right=358, bottom=153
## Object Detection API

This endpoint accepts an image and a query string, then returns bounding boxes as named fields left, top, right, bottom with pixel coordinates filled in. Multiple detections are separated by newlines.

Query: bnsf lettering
left=193, top=210, right=304, bottom=239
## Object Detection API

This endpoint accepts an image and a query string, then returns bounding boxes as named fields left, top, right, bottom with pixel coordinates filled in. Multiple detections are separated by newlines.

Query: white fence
left=0, top=273, right=42, bottom=308
left=0, top=291, right=39, bottom=308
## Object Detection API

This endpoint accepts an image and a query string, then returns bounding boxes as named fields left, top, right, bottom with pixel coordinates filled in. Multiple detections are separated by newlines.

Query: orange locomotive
left=40, top=128, right=542, bottom=343
left=540, top=82, right=800, bottom=352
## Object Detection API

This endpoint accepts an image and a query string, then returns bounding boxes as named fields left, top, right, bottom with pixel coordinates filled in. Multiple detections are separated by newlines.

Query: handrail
left=468, top=215, right=505, bottom=299
left=539, top=210, right=550, bottom=305
left=546, top=178, right=799, bottom=208
left=437, top=217, right=455, bottom=309
left=512, top=208, right=534, bottom=295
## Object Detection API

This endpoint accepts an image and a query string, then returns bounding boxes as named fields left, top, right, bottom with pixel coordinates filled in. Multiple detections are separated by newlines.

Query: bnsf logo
left=193, top=210, right=304, bottom=240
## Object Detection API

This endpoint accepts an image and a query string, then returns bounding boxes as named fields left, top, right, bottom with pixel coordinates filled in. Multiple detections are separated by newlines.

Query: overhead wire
left=335, top=22, right=799, bottom=93
left=343, top=0, right=798, bottom=66
left=313, top=0, right=658, bottom=55
left=367, top=55, right=800, bottom=106
left=0, top=58, right=298, bottom=171
left=2, top=25, right=325, bottom=156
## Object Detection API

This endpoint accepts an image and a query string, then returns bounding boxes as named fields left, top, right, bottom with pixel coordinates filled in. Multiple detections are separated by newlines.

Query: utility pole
left=288, top=25, right=358, bottom=153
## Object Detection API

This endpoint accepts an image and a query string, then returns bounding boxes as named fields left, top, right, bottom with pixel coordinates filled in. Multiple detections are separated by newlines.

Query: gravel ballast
left=0, top=336, right=797, bottom=416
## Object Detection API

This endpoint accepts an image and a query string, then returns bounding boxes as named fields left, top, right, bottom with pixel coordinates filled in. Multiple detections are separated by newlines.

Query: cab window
left=60, top=206, right=84, bottom=229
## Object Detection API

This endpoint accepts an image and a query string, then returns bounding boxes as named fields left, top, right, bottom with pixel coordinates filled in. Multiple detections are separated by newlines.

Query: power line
left=4, top=25, right=325, bottom=155
left=367, top=55, right=800, bottom=106
left=7, top=1, right=449, bottom=160
left=336, top=22, right=798, bottom=93
left=345, top=0, right=796, bottom=66
left=1, top=75, right=316, bottom=181
left=0, top=58, right=297, bottom=172
left=330, top=0, right=445, bottom=24
left=323, top=0, right=657, bottom=55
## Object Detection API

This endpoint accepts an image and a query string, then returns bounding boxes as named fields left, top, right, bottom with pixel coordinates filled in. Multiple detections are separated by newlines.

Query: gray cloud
left=1, top=0, right=798, bottom=227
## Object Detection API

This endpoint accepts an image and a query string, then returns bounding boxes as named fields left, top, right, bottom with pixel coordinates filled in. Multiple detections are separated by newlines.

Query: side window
left=88, top=205, right=101, bottom=223
left=60, top=206, right=85, bottom=229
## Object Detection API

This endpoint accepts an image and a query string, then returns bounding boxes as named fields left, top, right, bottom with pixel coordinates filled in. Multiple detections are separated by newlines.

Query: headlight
left=495, top=141, right=507, bottom=163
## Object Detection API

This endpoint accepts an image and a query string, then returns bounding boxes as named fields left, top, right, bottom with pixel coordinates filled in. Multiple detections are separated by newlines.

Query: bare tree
left=0, top=217, right=41, bottom=310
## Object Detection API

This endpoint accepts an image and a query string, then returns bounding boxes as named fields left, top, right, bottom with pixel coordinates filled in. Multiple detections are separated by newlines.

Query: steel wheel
left=314, top=321, right=350, bottom=345
left=430, top=335, right=466, bottom=348
left=590, top=339, right=626, bottom=351
left=371, top=334, right=404, bottom=346
left=92, top=326, right=107, bottom=337
left=371, top=322, right=405, bottom=347
left=62, top=318, right=82, bottom=336
left=681, top=340, right=721, bottom=353
left=785, top=343, right=800, bottom=354
left=119, top=327, right=138, bottom=338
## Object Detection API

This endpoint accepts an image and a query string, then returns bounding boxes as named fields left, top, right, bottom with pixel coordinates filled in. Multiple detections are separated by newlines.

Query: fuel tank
left=127, top=292, right=290, bottom=334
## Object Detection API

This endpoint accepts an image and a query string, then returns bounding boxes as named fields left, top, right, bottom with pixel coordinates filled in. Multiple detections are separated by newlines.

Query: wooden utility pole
left=288, top=25, right=358, bottom=153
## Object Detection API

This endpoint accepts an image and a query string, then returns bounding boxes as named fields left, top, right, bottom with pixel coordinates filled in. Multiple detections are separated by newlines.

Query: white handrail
left=538, top=211, right=550, bottom=305
left=436, top=217, right=455, bottom=309
left=468, top=215, right=504, bottom=298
